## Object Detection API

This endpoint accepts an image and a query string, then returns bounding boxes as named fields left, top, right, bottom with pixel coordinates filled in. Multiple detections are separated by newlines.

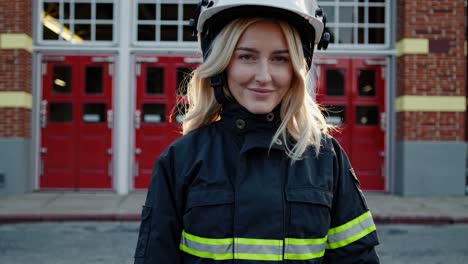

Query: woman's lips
left=248, top=88, right=273, bottom=94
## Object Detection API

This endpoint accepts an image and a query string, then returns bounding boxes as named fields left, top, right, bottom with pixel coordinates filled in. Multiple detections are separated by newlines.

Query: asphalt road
left=0, top=222, right=467, bottom=263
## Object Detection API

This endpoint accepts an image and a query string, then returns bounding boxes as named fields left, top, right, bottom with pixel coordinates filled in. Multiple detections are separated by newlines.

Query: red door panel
left=350, top=59, right=385, bottom=190
left=315, top=58, right=385, bottom=190
left=40, top=55, right=113, bottom=190
left=134, top=56, right=199, bottom=189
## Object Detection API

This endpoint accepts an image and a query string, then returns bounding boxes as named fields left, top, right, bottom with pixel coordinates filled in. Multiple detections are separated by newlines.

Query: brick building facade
left=0, top=0, right=466, bottom=196
left=395, top=0, right=466, bottom=195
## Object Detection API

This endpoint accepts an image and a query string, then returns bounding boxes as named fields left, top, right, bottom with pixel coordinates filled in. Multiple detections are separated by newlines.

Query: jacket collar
left=219, top=103, right=285, bottom=152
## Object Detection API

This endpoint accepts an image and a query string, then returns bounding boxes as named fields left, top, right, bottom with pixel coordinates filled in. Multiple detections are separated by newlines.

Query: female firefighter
left=134, top=0, right=380, bottom=263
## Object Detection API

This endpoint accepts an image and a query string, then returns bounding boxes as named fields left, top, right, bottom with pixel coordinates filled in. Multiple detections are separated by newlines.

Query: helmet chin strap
left=210, top=74, right=229, bottom=105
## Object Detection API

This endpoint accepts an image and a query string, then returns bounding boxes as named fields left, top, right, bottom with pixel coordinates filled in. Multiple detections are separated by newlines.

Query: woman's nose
left=254, top=60, right=273, bottom=84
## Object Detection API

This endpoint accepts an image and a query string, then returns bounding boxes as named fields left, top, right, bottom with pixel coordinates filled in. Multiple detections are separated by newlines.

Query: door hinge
left=41, top=63, right=47, bottom=76
left=108, top=63, right=114, bottom=76
left=136, top=63, right=141, bottom=76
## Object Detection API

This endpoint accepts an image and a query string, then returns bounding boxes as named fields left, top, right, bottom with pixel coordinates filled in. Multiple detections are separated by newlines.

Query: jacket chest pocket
left=286, top=188, right=333, bottom=238
left=183, top=188, right=234, bottom=238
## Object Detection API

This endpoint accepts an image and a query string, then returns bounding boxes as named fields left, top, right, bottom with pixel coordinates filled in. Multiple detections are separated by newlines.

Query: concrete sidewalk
left=0, top=192, right=467, bottom=224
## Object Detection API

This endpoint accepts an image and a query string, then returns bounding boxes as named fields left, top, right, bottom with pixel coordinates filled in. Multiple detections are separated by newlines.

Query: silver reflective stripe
left=285, top=243, right=326, bottom=255
left=327, top=212, right=376, bottom=249
left=236, top=244, right=283, bottom=255
left=181, top=234, right=232, bottom=255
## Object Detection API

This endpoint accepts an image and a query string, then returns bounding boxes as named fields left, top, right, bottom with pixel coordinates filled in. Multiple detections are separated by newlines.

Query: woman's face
left=226, top=20, right=293, bottom=114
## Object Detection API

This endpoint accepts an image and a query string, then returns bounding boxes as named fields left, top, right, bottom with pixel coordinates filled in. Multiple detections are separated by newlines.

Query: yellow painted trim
left=395, top=96, right=466, bottom=112
left=0, top=91, right=32, bottom=109
left=396, top=38, right=429, bottom=57
left=0, top=33, right=33, bottom=53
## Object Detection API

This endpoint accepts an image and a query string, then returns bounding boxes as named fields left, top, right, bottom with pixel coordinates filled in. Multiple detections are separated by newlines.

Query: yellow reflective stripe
left=180, top=244, right=233, bottom=260
left=326, top=225, right=376, bottom=250
left=236, top=237, right=283, bottom=246
left=326, top=211, right=376, bottom=249
left=328, top=211, right=372, bottom=235
left=181, top=230, right=330, bottom=261
left=284, top=251, right=326, bottom=260
left=235, top=253, right=283, bottom=261
left=182, top=230, right=233, bottom=245
left=285, top=236, right=328, bottom=245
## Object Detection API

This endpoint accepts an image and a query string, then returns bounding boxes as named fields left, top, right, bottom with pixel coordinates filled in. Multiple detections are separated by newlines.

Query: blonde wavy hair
left=182, top=17, right=330, bottom=159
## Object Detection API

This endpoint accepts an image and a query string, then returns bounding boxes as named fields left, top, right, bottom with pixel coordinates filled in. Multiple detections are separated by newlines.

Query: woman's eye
left=272, top=56, right=289, bottom=63
left=239, top=54, right=255, bottom=61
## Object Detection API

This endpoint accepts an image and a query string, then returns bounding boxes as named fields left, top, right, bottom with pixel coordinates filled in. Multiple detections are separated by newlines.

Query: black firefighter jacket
left=134, top=104, right=380, bottom=264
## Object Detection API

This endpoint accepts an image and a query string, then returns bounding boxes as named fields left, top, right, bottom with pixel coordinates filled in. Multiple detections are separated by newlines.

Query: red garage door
left=40, top=55, right=113, bottom=189
left=316, top=58, right=386, bottom=190
left=133, top=56, right=199, bottom=189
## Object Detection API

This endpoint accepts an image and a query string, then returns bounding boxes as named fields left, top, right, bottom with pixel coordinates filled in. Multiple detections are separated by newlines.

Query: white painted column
left=114, top=0, right=133, bottom=194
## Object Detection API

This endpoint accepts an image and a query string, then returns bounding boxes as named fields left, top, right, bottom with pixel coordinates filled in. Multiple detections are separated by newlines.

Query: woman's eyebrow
left=235, top=47, right=289, bottom=54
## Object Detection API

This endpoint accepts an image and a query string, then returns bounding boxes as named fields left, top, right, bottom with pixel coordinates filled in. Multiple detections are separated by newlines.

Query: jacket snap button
left=275, top=139, right=282, bottom=146
left=236, top=119, right=246, bottom=130
left=266, top=113, right=274, bottom=122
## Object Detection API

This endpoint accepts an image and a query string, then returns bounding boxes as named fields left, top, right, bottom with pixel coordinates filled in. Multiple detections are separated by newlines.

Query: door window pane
left=83, top=103, right=106, bottom=123
left=74, top=24, right=91, bottom=41
left=96, top=3, right=113, bottom=20
left=369, top=28, right=385, bottom=44
left=161, top=4, right=178, bottom=20
left=339, top=7, right=355, bottom=23
left=75, top=3, right=91, bottom=19
left=49, top=103, right=72, bottom=122
left=160, top=25, right=178, bottom=41
left=143, top=104, right=165, bottom=123
left=339, top=27, right=354, bottom=44
left=138, top=25, right=156, bottom=41
left=146, top=67, right=164, bottom=94
left=326, top=69, right=345, bottom=96
left=177, top=68, right=192, bottom=95
left=53, top=66, right=72, bottom=94
left=183, top=4, right=197, bottom=20
left=358, top=70, right=376, bottom=96
left=138, top=4, right=156, bottom=20
left=324, top=105, right=345, bottom=126
left=369, top=7, right=385, bottom=23
left=85, top=66, right=103, bottom=94
left=183, top=25, right=195, bottom=41
left=43, top=2, right=59, bottom=19
left=96, top=24, right=113, bottom=41
left=356, top=106, right=379, bottom=126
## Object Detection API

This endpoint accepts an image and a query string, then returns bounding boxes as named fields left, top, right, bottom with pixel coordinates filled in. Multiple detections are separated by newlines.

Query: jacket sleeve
left=134, top=150, right=183, bottom=264
left=322, top=138, right=380, bottom=264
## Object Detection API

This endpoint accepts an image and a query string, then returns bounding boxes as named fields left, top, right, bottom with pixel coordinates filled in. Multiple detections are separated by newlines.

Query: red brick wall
left=0, top=108, right=31, bottom=138
left=397, top=0, right=466, bottom=141
left=0, top=50, right=32, bottom=93
left=0, top=0, right=32, bottom=138
left=0, top=1, right=32, bottom=34
left=397, top=112, right=465, bottom=141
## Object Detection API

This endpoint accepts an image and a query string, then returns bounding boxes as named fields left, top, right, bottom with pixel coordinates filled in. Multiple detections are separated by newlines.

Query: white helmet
left=191, top=0, right=330, bottom=62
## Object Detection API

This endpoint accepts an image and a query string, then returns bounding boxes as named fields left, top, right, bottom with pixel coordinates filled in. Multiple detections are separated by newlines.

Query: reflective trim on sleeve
left=326, top=211, right=377, bottom=249
left=284, top=236, right=327, bottom=260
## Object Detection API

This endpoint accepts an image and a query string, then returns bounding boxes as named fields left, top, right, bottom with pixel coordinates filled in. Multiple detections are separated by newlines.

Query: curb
left=0, top=214, right=140, bottom=224
left=373, top=215, right=468, bottom=225
left=1, top=214, right=468, bottom=225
